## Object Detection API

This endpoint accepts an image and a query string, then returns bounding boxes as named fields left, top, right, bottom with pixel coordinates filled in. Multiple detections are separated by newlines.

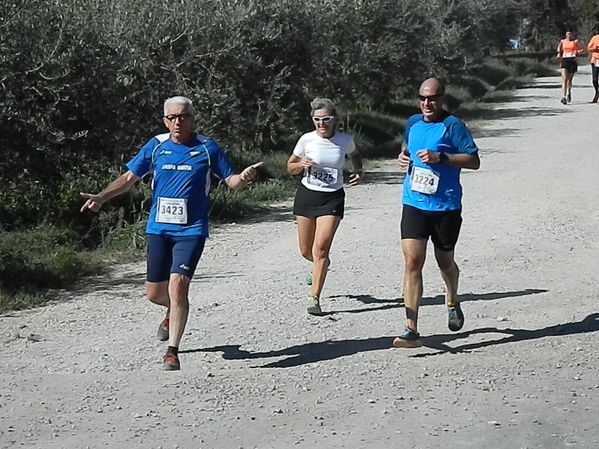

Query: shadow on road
left=194, top=313, right=599, bottom=368
left=413, top=312, right=599, bottom=357
left=197, top=337, right=393, bottom=368
left=188, top=289, right=584, bottom=369
left=325, top=288, right=547, bottom=314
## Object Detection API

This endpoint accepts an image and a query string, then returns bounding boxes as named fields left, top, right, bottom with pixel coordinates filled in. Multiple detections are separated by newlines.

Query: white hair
left=310, top=97, right=337, bottom=116
left=163, top=96, right=195, bottom=116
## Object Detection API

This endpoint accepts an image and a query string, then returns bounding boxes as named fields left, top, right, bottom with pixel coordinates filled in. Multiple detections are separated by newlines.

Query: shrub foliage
left=0, top=0, right=582, bottom=304
left=2, top=0, right=582, bottom=233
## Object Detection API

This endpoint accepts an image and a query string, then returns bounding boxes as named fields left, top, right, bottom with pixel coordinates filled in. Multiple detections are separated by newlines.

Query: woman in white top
left=286, top=98, right=363, bottom=315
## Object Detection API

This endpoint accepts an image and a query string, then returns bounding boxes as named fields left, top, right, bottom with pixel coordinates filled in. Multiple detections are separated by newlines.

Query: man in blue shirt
left=81, top=96, right=263, bottom=370
left=393, top=78, right=480, bottom=348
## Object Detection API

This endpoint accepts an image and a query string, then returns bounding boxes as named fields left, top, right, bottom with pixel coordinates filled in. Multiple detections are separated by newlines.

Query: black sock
left=166, top=346, right=178, bottom=356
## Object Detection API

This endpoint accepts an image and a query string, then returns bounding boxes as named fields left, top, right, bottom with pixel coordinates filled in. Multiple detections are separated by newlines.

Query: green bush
left=349, top=111, right=405, bottom=143
left=0, top=0, right=531, bottom=235
left=383, top=102, right=421, bottom=118
left=0, top=0, right=555, bottom=311
left=0, top=227, right=100, bottom=293
left=473, top=62, right=515, bottom=86
left=508, top=58, right=559, bottom=77
left=209, top=179, right=295, bottom=221
left=346, top=111, right=405, bottom=158
left=495, top=75, right=535, bottom=90
left=481, top=90, right=517, bottom=103
left=0, top=292, right=51, bottom=313
left=444, top=86, right=474, bottom=111
left=451, top=76, right=492, bottom=99
left=452, top=101, right=497, bottom=121
left=98, top=214, right=147, bottom=253
left=499, top=51, right=555, bottom=62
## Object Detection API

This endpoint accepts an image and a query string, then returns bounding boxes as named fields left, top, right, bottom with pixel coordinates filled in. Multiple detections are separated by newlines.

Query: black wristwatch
left=438, top=152, right=448, bottom=164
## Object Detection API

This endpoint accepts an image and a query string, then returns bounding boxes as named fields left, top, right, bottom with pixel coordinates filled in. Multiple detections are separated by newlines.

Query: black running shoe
left=448, top=303, right=464, bottom=331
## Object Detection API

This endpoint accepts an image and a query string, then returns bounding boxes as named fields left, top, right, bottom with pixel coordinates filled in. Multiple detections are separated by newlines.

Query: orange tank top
left=561, top=39, right=578, bottom=58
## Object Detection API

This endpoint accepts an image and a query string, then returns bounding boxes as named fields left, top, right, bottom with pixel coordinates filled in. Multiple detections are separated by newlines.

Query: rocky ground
left=1, top=67, right=598, bottom=449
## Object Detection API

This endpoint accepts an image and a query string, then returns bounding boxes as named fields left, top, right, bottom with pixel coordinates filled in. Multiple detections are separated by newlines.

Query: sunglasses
left=164, top=113, right=192, bottom=122
left=312, top=116, right=335, bottom=123
left=418, top=94, right=442, bottom=102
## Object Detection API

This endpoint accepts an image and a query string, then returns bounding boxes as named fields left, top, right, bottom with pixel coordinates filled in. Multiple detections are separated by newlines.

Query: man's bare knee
left=146, top=282, right=168, bottom=304
left=168, top=274, right=190, bottom=305
left=404, top=254, right=425, bottom=273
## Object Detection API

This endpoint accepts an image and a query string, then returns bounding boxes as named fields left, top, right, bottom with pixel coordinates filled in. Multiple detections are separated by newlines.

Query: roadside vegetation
left=2, top=0, right=596, bottom=311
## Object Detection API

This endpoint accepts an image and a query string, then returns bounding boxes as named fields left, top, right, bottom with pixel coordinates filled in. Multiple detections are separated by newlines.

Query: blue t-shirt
left=402, top=113, right=478, bottom=211
left=126, top=133, right=234, bottom=236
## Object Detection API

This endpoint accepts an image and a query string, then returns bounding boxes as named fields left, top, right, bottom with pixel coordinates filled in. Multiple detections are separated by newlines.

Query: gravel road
left=1, top=67, right=598, bottom=449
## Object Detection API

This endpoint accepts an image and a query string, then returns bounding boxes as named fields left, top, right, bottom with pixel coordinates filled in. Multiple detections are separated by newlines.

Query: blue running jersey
left=402, top=113, right=478, bottom=211
left=126, top=133, right=234, bottom=236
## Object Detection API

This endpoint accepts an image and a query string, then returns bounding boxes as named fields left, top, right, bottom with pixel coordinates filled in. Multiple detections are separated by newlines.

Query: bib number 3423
left=410, top=166, right=440, bottom=194
left=156, top=197, right=188, bottom=224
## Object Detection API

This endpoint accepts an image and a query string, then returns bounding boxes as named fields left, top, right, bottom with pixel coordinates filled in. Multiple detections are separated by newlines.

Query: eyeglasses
left=164, top=113, right=192, bottom=122
left=312, top=116, right=335, bottom=123
left=418, top=94, right=442, bottom=102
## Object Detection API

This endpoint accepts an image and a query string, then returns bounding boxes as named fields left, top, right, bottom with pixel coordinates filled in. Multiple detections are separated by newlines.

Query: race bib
left=563, top=51, right=577, bottom=58
left=308, top=167, right=338, bottom=186
left=156, top=197, right=188, bottom=224
left=595, top=61, right=599, bottom=67
left=410, top=166, right=439, bottom=194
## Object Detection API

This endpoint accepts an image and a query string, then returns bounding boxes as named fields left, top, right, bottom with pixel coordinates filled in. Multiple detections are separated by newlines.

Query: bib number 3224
left=156, top=197, right=188, bottom=224
left=410, top=166, right=440, bottom=194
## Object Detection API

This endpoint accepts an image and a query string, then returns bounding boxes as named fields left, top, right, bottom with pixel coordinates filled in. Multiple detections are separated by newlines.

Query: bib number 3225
left=156, top=197, right=188, bottom=224
left=308, top=167, right=338, bottom=186
left=410, top=167, right=440, bottom=194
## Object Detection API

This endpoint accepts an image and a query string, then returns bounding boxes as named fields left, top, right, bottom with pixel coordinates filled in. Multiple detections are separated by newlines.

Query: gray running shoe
left=305, top=271, right=313, bottom=285
left=448, top=302, right=464, bottom=331
left=306, top=296, right=322, bottom=315
left=560, top=97, right=567, bottom=105
left=162, top=353, right=180, bottom=371
left=392, top=327, right=422, bottom=348
left=157, top=312, right=169, bottom=341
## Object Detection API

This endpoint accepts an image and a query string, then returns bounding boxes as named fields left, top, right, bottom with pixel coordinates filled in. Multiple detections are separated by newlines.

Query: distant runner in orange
left=556, top=31, right=585, bottom=105
left=586, top=25, right=599, bottom=103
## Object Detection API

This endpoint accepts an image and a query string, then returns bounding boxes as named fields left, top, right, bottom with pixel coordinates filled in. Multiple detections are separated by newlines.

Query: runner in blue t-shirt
left=393, top=78, right=480, bottom=349
left=81, top=96, right=263, bottom=371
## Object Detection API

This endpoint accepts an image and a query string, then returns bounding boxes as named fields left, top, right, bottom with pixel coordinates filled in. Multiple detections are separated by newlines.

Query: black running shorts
left=561, top=58, right=578, bottom=74
left=293, top=183, right=345, bottom=218
left=400, top=204, right=462, bottom=251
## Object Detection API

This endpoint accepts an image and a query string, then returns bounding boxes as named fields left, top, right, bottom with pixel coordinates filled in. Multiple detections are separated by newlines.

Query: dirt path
left=2, top=67, right=598, bottom=449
